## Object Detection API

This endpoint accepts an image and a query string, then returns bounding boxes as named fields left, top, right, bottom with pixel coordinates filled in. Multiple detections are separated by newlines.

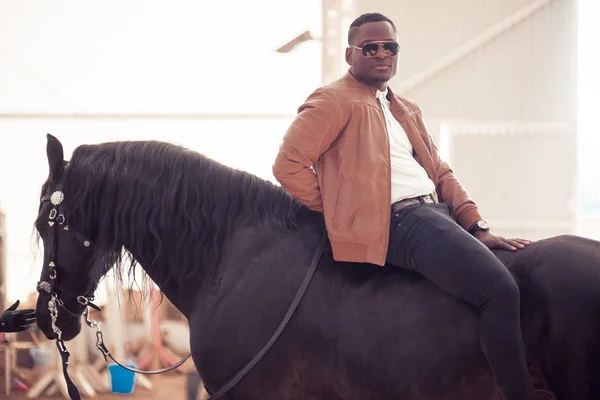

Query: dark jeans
left=386, top=202, right=535, bottom=400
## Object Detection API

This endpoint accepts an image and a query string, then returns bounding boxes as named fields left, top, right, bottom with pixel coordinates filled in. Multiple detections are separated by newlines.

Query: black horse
left=34, top=134, right=600, bottom=399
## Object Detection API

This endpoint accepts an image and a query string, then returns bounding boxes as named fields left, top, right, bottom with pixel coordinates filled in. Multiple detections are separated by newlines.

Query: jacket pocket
left=330, top=178, right=349, bottom=230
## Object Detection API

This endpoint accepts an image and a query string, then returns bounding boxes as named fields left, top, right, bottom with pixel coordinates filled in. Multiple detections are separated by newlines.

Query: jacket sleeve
left=272, top=87, right=344, bottom=212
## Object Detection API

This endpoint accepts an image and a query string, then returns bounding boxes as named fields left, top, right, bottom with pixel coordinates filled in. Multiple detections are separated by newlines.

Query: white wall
left=0, top=0, right=323, bottom=301
left=0, top=0, right=322, bottom=115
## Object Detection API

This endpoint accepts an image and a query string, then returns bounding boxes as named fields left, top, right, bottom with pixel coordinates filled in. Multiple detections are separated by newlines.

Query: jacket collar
left=343, top=70, right=410, bottom=115
left=344, top=69, right=400, bottom=102
left=344, top=69, right=379, bottom=96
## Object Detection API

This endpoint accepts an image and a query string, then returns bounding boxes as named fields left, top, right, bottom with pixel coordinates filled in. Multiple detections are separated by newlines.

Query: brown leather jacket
left=273, top=71, right=482, bottom=266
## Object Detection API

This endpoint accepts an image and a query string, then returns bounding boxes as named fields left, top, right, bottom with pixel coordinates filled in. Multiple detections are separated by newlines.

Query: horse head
left=34, top=134, right=101, bottom=342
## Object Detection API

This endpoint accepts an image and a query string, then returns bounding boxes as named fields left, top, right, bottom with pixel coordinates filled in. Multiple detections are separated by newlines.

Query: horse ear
left=46, top=133, right=64, bottom=179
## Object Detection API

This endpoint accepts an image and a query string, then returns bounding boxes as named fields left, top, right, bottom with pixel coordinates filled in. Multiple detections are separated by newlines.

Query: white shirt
left=377, top=88, right=436, bottom=204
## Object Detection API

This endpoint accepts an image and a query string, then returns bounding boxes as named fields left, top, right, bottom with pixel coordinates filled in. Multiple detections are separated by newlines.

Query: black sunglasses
left=351, top=41, right=400, bottom=57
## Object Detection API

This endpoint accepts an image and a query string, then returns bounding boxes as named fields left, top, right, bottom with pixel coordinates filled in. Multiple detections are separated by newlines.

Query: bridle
left=36, top=188, right=101, bottom=400
left=35, top=189, right=191, bottom=400
left=36, top=189, right=100, bottom=324
left=35, top=188, right=326, bottom=400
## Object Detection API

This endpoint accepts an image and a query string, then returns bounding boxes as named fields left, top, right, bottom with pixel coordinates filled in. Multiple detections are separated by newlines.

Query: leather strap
left=205, top=229, right=328, bottom=399
left=57, top=340, right=81, bottom=400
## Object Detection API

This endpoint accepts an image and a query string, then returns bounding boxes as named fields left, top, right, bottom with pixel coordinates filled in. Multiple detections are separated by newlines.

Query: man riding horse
left=273, top=12, right=538, bottom=400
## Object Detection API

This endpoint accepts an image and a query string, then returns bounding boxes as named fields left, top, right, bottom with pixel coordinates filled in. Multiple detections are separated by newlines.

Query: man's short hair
left=348, top=12, right=397, bottom=45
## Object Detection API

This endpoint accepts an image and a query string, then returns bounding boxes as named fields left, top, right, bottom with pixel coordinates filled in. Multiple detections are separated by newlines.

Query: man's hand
left=0, top=300, right=36, bottom=333
left=474, top=231, right=531, bottom=251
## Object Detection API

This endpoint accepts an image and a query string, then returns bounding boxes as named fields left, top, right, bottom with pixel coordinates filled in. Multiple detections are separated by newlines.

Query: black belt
left=391, top=193, right=438, bottom=214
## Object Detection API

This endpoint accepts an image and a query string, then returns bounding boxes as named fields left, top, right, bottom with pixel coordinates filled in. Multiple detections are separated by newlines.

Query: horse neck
left=69, top=146, right=300, bottom=316
left=122, top=247, right=193, bottom=318
left=126, top=218, right=273, bottom=319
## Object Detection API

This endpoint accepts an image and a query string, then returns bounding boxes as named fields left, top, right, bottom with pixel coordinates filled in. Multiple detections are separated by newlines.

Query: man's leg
left=386, top=203, right=535, bottom=400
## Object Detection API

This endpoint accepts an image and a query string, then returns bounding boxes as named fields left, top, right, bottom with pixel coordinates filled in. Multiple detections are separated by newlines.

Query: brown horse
left=34, top=134, right=600, bottom=399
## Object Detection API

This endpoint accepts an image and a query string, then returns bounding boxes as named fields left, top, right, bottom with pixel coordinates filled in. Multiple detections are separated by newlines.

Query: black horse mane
left=59, top=140, right=303, bottom=286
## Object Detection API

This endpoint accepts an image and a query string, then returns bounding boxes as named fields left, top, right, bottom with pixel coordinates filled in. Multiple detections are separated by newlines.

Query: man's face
left=345, top=21, right=399, bottom=90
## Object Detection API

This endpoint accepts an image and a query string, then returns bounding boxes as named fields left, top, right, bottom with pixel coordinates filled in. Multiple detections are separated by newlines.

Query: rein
left=205, top=229, right=327, bottom=399
left=36, top=190, right=326, bottom=400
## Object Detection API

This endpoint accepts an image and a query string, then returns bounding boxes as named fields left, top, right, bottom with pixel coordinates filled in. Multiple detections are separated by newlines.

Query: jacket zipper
left=381, top=103, right=392, bottom=262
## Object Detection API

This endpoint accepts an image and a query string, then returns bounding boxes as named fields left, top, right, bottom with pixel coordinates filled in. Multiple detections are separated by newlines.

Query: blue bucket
left=108, top=363, right=136, bottom=395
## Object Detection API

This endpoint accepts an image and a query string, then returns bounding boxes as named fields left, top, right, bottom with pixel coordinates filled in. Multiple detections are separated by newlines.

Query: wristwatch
left=468, top=220, right=490, bottom=235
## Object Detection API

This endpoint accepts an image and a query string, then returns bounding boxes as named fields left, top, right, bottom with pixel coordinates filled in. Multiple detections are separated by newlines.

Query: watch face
left=477, top=220, right=490, bottom=230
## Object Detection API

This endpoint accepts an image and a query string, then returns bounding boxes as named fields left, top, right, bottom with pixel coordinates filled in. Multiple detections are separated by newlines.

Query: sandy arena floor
left=1, top=373, right=200, bottom=400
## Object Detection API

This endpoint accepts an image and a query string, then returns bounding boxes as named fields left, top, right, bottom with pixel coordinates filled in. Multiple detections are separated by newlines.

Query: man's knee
left=485, top=272, right=520, bottom=307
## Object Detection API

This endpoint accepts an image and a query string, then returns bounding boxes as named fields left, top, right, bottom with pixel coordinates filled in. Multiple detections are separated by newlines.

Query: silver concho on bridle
left=38, top=281, right=51, bottom=294
left=50, top=190, right=64, bottom=206
left=48, top=190, right=65, bottom=227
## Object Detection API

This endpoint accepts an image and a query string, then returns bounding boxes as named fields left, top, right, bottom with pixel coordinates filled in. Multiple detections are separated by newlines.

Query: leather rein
left=36, top=189, right=325, bottom=400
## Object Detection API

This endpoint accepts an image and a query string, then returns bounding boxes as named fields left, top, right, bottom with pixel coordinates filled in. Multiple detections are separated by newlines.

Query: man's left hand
left=474, top=231, right=531, bottom=251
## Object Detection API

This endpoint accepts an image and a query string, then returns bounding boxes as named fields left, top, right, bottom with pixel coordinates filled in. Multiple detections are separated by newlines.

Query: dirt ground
left=1, top=372, right=203, bottom=400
